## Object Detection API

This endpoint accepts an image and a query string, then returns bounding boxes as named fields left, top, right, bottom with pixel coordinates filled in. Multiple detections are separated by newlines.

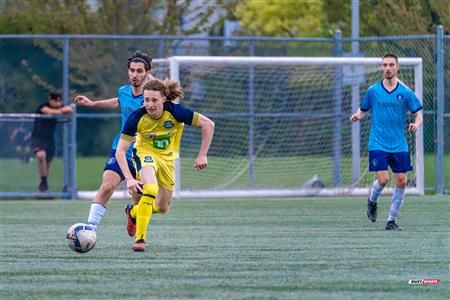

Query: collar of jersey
left=381, top=80, right=399, bottom=94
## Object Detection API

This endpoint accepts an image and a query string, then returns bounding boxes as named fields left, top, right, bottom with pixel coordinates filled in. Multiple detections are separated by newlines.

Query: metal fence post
left=435, top=25, right=444, bottom=194
left=351, top=2, right=361, bottom=186
left=248, top=40, right=255, bottom=189
left=333, top=30, right=342, bottom=187
left=62, top=38, right=73, bottom=199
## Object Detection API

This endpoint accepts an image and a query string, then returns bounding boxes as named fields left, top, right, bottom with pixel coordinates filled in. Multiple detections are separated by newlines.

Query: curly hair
left=143, top=79, right=184, bottom=102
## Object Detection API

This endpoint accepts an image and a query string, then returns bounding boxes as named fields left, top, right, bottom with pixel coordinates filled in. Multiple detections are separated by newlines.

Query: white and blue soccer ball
left=66, top=223, right=96, bottom=253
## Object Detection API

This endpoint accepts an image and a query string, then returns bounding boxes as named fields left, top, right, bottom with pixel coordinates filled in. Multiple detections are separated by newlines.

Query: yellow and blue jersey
left=120, top=102, right=199, bottom=160
left=361, top=81, right=422, bottom=153
left=111, top=85, right=144, bottom=160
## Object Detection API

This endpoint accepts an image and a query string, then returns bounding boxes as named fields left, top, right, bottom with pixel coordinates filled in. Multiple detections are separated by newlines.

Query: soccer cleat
left=386, top=220, right=402, bottom=231
left=367, top=199, right=377, bottom=222
left=38, top=180, right=48, bottom=193
left=125, top=204, right=136, bottom=237
left=132, top=239, right=146, bottom=252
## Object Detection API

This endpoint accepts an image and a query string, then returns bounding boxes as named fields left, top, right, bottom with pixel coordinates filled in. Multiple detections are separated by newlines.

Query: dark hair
left=143, top=79, right=183, bottom=102
left=49, top=92, right=62, bottom=100
left=127, top=50, right=152, bottom=71
left=382, top=53, right=398, bottom=63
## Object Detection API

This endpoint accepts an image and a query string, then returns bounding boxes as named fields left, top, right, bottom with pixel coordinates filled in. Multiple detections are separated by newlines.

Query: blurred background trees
left=0, top=0, right=447, bottom=36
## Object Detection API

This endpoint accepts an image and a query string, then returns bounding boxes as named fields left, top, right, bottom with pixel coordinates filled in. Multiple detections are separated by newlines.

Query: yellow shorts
left=133, top=149, right=175, bottom=191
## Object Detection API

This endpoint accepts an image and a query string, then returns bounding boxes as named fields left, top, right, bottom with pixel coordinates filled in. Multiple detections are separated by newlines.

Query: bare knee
left=98, top=181, right=116, bottom=196
left=377, top=178, right=389, bottom=187
left=35, top=151, right=46, bottom=162
left=396, top=177, right=407, bottom=188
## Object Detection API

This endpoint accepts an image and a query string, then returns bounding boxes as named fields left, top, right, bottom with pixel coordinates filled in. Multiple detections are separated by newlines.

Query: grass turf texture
left=1, top=196, right=448, bottom=299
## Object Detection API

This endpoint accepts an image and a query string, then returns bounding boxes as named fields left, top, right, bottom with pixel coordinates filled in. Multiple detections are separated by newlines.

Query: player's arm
left=116, top=137, right=142, bottom=194
left=74, top=95, right=119, bottom=109
left=41, top=105, right=73, bottom=115
left=193, top=114, right=215, bottom=170
left=349, top=108, right=365, bottom=122
left=408, top=111, right=423, bottom=132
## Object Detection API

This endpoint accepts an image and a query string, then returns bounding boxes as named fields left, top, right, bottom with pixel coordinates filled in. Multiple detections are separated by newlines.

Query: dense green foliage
left=233, top=0, right=449, bottom=37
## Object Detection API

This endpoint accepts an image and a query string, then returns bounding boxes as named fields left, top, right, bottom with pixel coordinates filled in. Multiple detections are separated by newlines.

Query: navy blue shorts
left=104, top=149, right=136, bottom=181
left=368, top=150, right=413, bottom=173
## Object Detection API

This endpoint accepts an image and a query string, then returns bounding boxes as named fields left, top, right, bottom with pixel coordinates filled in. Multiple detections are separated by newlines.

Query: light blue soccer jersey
left=111, top=85, right=143, bottom=160
left=361, top=81, right=422, bottom=152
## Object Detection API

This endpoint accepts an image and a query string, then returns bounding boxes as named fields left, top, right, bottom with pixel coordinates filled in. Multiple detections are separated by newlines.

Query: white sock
left=369, top=180, right=384, bottom=203
left=87, top=202, right=106, bottom=230
left=388, top=188, right=405, bottom=222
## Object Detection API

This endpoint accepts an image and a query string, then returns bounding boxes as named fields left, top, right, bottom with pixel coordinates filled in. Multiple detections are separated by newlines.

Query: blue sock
left=369, top=180, right=384, bottom=203
left=388, top=188, right=405, bottom=222
left=87, top=202, right=106, bottom=230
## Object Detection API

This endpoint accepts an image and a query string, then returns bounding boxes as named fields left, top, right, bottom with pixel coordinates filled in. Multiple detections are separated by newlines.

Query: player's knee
left=396, top=177, right=407, bottom=188
left=378, top=177, right=389, bottom=187
left=35, top=151, right=46, bottom=161
left=98, top=181, right=115, bottom=195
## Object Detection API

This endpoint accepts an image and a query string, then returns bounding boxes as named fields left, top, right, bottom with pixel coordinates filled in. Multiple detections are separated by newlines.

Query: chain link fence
left=0, top=31, right=448, bottom=197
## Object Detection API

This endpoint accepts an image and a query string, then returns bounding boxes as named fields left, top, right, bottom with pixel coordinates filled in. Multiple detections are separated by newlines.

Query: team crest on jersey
left=397, top=93, right=404, bottom=101
left=144, top=156, right=153, bottom=163
left=163, top=120, right=174, bottom=128
left=107, top=157, right=116, bottom=164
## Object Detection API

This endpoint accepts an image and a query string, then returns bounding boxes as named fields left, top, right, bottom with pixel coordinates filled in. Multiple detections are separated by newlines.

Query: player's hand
left=408, top=123, right=419, bottom=132
left=349, top=113, right=361, bottom=122
left=74, top=95, right=94, bottom=107
left=125, top=178, right=143, bottom=194
left=194, top=154, right=208, bottom=170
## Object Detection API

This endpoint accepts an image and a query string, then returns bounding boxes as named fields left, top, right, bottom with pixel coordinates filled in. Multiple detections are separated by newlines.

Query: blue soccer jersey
left=361, top=80, right=422, bottom=152
left=111, top=85, right=144, bottom=160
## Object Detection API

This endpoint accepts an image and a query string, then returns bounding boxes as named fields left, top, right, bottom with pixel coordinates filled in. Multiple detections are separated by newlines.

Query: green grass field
left=1, top=196, right=448, bottom=299
left=1, top=153, right=449, bottom=192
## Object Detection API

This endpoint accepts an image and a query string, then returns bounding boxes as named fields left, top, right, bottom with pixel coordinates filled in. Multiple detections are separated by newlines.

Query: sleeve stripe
left=360, top=107, right=370, bottom=112
left=191, top=112, right=200, bottom=127
left=120, top=133, right=134, bottom=142
left=411, top=106, right=423, bottom=114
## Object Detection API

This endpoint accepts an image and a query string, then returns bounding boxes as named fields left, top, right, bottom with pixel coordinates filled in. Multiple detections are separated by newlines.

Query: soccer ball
left=66, top=223, right=96, bottom=253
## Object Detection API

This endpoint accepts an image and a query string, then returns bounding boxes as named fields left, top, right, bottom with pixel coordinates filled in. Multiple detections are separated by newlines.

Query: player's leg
left=386, top=152, right=411, bottom=230
left=125, top=170, right=141, bottom=237
left=35, top=149, right=48, bottom=192
left=43, top=142, right=55, bottom=191
left=87, top=150, right=130, bottom=230
left=152, top=157, right=175, bottom=214
left=125, top=155, right=141, bottom=236
left=133, top=165, right=159, bottom=251
left=367, top=151, right=389, bottom=222
left=87, top=170, right=122, bottom=230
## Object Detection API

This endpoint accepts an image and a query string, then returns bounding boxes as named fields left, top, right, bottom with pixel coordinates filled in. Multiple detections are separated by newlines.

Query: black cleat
left=367, top=199, right=377, bottom=222
left=386, top=220, right=402, bottom=231
left=38, top=180, right=48, bottom=193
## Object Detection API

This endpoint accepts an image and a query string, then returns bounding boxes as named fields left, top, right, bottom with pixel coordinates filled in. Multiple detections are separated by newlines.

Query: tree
left=231, top=0, right=449, bottom=38
left=234, top=0, right=326, bottom=37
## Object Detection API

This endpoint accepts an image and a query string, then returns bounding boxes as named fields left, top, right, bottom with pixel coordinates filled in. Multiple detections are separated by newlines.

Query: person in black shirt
left=31, top=92, right=72, bottom=192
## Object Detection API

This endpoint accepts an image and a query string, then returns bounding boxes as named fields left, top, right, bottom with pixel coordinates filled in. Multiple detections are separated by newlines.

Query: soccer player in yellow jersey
left=115, top=79, right=215, bottom=251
